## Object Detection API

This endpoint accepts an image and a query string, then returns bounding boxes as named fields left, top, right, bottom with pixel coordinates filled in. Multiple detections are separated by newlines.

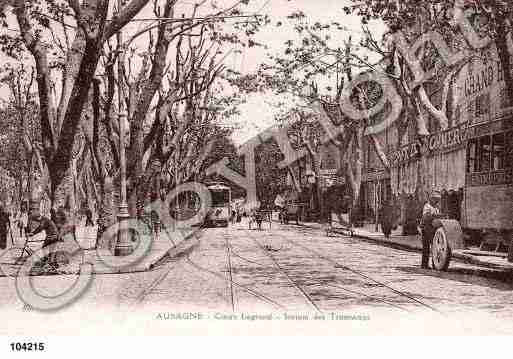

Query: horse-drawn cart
left=249, top=209, right=272, bottom=230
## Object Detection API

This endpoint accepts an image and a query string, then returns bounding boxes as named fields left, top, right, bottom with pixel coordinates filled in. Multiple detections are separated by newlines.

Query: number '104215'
left=10, top=342, right=45, bottom=351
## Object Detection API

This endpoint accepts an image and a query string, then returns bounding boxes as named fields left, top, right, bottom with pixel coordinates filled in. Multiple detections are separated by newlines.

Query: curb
left=327, top=228, right=513, bottom=270
left=348, top=232, right=421, bottom=252
left=148, top=228, right=203, bottom=270
left=0, top=228, right=203, bottom=278
left=265, top=220, right=425, bottom=254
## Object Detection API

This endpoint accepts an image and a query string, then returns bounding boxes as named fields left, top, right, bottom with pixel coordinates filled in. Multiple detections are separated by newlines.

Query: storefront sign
left=389, top=122, right=473, bottom=165
left=363, top=170, right=389, bottom=182
left=427, top=123, right=474, bottom=152
left=467, top=169, right=513, bottom=187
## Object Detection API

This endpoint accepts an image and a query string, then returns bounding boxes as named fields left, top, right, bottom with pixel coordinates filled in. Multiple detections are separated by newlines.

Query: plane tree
left=0, top=0, right=263, bottom=210
left=73, top=0, right=267, bottom=243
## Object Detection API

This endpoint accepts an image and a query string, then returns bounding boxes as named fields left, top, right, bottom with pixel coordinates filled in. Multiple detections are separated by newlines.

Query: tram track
left=245, top=230, right=322, bottom=313
left=133, top=261, right=181, bottom=306
left=226, top=243, right=408, bottom=311
left=243, top=229, right=414, bottom=313
left=224, top=233, right=235, bottom=311
left=133, top=227, right=206, bottom=306
left=184, top=227, right=288, bottom=310
left=283, top=233, right=444, bottom=314
left=133, top=223, right=440, bottom=314
left=183, top=255, right=287, bottom=310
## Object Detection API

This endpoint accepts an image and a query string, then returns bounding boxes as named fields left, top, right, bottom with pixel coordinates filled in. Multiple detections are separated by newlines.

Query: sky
left=0, top=0, right=386, bottom=145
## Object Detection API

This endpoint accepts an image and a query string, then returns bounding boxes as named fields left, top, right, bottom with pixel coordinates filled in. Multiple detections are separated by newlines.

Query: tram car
left=427, top=119, right=513, bottom=271
left=204, top=182, right=231, bottom=227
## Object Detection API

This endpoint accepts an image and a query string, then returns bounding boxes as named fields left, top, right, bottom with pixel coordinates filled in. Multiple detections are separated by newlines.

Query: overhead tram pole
left=114, top=0, right=132, bottom=256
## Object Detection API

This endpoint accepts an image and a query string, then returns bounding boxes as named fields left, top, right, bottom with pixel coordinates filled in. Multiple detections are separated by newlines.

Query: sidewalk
left=301, top=218, right=423, bottom=252
left=0, top=224, right=201, bottom=276
left=347, top=223, right=422, bottom=251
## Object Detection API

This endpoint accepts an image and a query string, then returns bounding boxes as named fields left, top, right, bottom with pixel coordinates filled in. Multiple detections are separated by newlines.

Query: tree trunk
left=417, top=85, right=449, bottom=130
left=49, top=168, right=75, bottom=222
left=287, top=166, right=302, bottom=194
left=96, top=176, right=117, bottom=250
left=311, top=152, right=323, bottom=218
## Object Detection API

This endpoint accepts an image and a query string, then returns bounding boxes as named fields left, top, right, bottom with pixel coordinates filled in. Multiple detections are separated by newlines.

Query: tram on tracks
left=204, top=182, right=231, bottom=227
left=390, top=116, right=513, bottom=272
left=427, top=117, right=513, bottom=271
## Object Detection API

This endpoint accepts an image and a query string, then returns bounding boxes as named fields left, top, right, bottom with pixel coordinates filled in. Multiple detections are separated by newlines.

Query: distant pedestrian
left=403, top=195, right=420, bottom=235
left=0, top=205, right=10, bottom=250
left=17, top=207, right=29, bottom=239
left=236, top=207, right=242, bottom=223
left=84, top=207, right=94, bottom=227
left=230, top=205, right=236, bottom=224
left=420, top=191, right=442, bottom=269
left=379, top=199, right=395, bottom=238
left=274, top=193, right=286, bottom=223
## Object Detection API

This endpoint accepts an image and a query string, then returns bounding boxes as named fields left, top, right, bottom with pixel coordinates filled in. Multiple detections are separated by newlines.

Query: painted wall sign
left=453, top=47, right=513, bottom=127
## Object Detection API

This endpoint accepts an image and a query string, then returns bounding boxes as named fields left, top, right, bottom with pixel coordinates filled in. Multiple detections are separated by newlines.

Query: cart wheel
left=431, top=226, right=452, bottom=271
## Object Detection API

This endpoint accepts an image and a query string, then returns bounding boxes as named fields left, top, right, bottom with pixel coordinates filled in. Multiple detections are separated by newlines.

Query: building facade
left=386, top=41, right=513, bottom=235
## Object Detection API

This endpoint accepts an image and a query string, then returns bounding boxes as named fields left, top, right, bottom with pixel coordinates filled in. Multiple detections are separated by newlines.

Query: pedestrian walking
left=0, top=205, right=11, bottom=250
left=274, top=193, right=285, bottom=223
left=149, top=192, right=161, bottom=238
left=403, top=195, right=420, bottom=235
left=379, top=199, right=395, bottom=238
left=420, top=191, right=442, bottom=269
left=236, top=206, right=242, bottom=223
left=230, top=205, right=236, bottom=224
left=17, top=205, right=29, bottom=239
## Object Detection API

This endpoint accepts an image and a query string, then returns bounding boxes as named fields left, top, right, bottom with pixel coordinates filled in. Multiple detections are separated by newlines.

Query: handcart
left=280, top=202, right=304, bottom=225
left=326, top=210, right=354, bottom=237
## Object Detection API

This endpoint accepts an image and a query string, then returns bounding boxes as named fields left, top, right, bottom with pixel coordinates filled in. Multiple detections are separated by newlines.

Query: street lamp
left=114, top=111, right=132, bottom=256
left=114, top=1, right=131, bottom=256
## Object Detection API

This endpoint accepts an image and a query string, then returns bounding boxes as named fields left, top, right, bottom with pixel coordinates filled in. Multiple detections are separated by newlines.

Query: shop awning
left=391, top=148, right=466, bottom=195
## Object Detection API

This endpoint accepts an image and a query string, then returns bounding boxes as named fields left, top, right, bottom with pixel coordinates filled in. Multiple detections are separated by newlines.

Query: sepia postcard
left=0, top=0, right=513, bottom=354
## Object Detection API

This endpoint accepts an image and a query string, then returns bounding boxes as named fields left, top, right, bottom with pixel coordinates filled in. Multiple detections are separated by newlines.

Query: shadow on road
left=397, top=265, right=513, bottom=291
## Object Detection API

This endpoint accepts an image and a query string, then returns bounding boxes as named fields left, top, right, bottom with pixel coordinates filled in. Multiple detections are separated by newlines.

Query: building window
left=454, top=104, right=461, bottom=125
left=467, top=100, right=475, bottom=123
left=476, top=93, right=490, bottom=117
left=506, top=131, right=513, bottom=168
left=500, top=88, right=511, bottom=109
left=492, top=133, right=505, bottom=171
left=479, top=135, right=491, bottom=172
left=467, top=139, right=478, bottom=173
